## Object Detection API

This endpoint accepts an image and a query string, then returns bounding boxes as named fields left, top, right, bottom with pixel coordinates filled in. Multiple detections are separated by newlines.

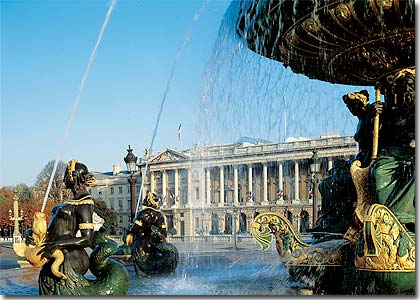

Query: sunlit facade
left=91, top=135, right=357, bottom=236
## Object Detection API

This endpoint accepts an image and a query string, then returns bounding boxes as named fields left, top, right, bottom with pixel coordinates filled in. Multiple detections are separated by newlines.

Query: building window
left=118, top=199, right=123, bottom=208
left=119, top=216, right=123, bottom=223
left=119, top=186, right=123, bottom=194
left=110, top=199, right=115, bottom=210
left=110, top=187, right=114, bottom=195
left=136, top=186, right=140, bottom=193
left=127, top=186, right=130, bottom=193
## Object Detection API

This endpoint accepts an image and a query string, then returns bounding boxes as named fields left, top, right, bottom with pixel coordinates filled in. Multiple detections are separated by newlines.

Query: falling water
left=195, top=1, right=375, bottom=148
left=41, top=0, right=117, bottom=212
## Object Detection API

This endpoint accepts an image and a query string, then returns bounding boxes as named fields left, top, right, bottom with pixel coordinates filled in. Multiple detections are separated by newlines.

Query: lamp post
left=124, top=145, right=138, bottom=221
left=309, top=149, right=320, bottom=228
left=9, top=190, right=24, bottom=244
left=230, top=202, right=238, bottom=250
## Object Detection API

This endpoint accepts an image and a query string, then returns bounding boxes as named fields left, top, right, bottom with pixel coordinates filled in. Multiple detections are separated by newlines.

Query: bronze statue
left=370, top=69, right=415, bottom=232
left=126, top=191, right=179, bottom=275
left=314, top=90, right=379, bottom=234
left=24, top=159, right=129, bottom=295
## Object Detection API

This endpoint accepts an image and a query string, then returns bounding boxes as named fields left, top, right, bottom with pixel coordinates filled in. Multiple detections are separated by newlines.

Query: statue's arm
left=126, top=210, right=148, bottom=246
left=156, top=213, right=168, bottom=238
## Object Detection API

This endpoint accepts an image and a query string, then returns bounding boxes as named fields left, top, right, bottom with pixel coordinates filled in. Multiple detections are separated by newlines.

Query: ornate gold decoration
left=301, top=18, right=320, bottom=33
left=345, top=91, right=368, bottom=106
left=371, top=88, right=381, bottom=160
left=85, top=175, right=96, bottom=187
left=126, top=233, right=134, bottom=246
left=135, top=220, right=143, bottom=227
left=283, top=239, right=349, bottom=267
left=394, top=67, right=415, bottom=80
left=67, top=159, right=78, bottom=184
left=65, top=195, right=94, bottom=205
left=237, top=0, right=415, bottom=86
left=251, top=212, right=309, bottom=256
left=355, top=204, right=415, bottom=271
left=147, top=191, right=160, bottom=208
left=23, top=212, right=67, bottom=280
left=79, top=223, right=95, bottom=230
left=344, top=159, right=373, bottom=243
left=377, top=0, right=393, bottom=10
left=335, top=3, right=351, bottom=21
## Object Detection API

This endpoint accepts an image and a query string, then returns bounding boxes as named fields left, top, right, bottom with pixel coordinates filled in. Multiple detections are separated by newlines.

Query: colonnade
left=142, top=157, right=339, bottom=209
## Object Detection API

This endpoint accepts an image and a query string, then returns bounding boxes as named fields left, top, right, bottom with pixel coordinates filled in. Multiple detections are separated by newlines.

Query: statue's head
left=342, top=89, right=369, bottom=115
left=64, top=159, right=96, bottom=190
left=143, top=191, right=160, bottom=209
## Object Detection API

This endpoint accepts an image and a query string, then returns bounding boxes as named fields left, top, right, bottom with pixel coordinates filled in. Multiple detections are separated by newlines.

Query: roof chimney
left=112, top=164, right=120, bottom=175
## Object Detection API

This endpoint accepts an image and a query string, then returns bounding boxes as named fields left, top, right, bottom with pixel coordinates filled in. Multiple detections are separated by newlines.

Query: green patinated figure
left=126, top=191, right=179, bottom=275
left=316, top=90, right=378, bottom=234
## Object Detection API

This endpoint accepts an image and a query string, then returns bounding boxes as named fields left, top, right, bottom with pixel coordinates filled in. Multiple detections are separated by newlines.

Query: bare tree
left=34, top=160, right=72, bottom=203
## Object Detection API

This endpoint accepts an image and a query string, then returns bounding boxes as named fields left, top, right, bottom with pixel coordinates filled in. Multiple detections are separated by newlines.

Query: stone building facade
left=91, top=136, right=357, bottom=236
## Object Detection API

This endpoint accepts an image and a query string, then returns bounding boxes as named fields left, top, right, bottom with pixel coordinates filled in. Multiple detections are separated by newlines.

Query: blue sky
left=2, top=0, right=232, bottom=186
left=1, top=0, right=372, bottom=187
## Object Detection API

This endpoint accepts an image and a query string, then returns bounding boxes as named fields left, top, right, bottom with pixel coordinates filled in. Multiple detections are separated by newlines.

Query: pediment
left=150, top=149, right=189, bottom=163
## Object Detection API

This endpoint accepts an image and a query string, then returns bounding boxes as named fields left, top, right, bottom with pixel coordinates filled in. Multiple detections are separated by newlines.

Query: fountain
left=235, top=0, right=415, bottom=295
left=3, top=0, right=414, bottom=296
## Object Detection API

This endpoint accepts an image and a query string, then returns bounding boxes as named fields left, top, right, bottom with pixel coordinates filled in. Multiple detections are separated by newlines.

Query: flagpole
left=178, top=123, right=183, bottom=150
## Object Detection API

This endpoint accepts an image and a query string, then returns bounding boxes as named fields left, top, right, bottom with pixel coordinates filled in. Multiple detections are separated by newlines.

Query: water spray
left=134, top=0, right=208, bottom=219
left=41, top=0, right=117, bottom=212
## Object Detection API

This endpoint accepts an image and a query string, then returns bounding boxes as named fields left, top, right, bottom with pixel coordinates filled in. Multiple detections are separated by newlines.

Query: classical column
left=233, top=165, right=239, bottom=205
left=247, top=165, right=254, bottom=205
left=219, top=166, right=225, bottom=207
left=174, top=169, right=179, bottom=207
left=294, top=161, right=300, bottom=203
left=206, top=168, right=211, bottom=205
left=187, top=168, right=192, bottom=207
left=328, top=157, right=333, bottom=171
left=142, top=167, right=148, bottom=201
left=200, top=168, right=206, bottom=208
left=277, top=162, right=284, bottom=204
left=150, top=170, right=156, bottom=193
left=162, top=170, right=167, bottom=207
left=262, top=163, right=269, bottom=205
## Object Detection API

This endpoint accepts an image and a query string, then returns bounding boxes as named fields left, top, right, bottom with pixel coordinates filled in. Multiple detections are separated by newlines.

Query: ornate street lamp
left=9, top=190, right=24, bottom=244
left=309, top=149, right=320, bottom=227
left=124, top=145, right=138, bottom=221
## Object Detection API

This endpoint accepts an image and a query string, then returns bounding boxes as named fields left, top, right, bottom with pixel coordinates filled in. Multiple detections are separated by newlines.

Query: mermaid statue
left=126, top=191, right=179, bottom=275
left=23, top=159, right=129, bottom=295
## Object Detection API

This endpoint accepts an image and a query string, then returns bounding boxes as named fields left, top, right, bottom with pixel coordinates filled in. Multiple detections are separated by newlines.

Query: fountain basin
left=236, top=0, right=415, bottom=85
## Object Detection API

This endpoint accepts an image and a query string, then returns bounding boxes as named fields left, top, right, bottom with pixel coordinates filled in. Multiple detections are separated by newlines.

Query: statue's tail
left=88, top=235, right=130, bottom=295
